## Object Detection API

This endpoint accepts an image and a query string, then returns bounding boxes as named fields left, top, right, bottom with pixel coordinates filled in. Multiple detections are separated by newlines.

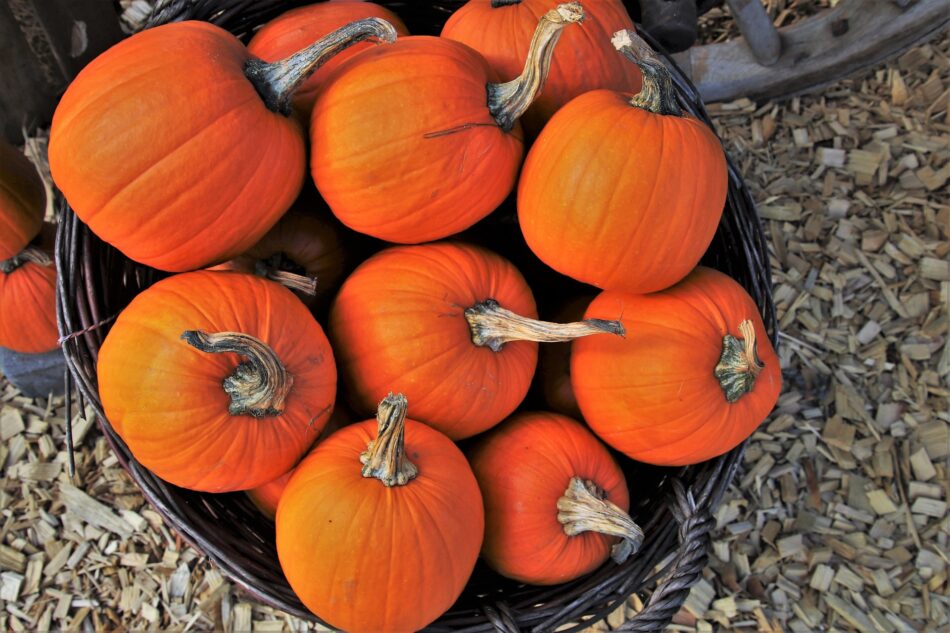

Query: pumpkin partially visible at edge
left=0, top=140, right=45, bottom=262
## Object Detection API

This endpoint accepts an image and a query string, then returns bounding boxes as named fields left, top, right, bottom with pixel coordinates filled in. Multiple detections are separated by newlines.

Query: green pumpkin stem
left=245, top=17, right=398, bottom=115
left=0, top=246, right=52, bottom=274
left=360, top=393, right=418, bottom=487
left=557, top=477, right=644, bottom=563
left=714, top=320, right=764, bottom=403
left=487, top=2, right=585, bottom=131
left=611, top=29, right=682, bottom=117
left=181, top=330, right=293, bottom=417
left=465, top=299, right=624, bottom=353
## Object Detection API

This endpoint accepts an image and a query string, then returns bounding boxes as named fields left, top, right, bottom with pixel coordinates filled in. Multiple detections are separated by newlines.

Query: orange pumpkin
left=0, top=257, right=58, bottom=354
left=248, top=1, right=409, bottom=119
left=572, top=267, right=781, bottom=466
left=469, top=412, right=642, bottom=584
left=0, top=141, right=45, bottom=262
left=49, top=18, right=397, bottom=272
left=98, top=271, right=337, bottom=491
left=214, top=207, right=346, bottom=309
left=442, top=0, right=641, bottom=138
left=310, top=3, right=584, bottom=243
left=329, top=242, right=623, bottom=439
left=276, top=393, right=483, bottom=632
left=246, top=406, right=353, bottom=519
left=518, top=30, right=727, bottom=294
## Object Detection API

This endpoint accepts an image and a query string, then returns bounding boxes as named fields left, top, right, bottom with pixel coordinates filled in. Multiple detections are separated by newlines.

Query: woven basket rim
left=54, top=2, right=778, bottom=631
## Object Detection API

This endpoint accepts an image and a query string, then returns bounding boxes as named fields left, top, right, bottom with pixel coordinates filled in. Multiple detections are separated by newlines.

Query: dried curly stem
left=0, top=245, right=52, bottom=274
left=714, top=319, right=764, bottom=403
left=487, top=2, right=585, bottom=130
left=465, top=299, right=624, bottom=353
left=245, top=17, right=398, bottom=115
left=360, top=393, right=418, bottom=487
left=611, top=29, right=683, bottom=116
left=181, top=331, right=293, bottom=417
left=557, top=477, right=644, bottom=563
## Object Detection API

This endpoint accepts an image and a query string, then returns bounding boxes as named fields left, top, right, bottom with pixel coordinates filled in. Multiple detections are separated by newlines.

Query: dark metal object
left=637, top=0, right=698, bottom=53
left=56, top=2, right=776, bottom=631
left=0, top=0, right=123, bottom=144
left=0, top=346, right=66, bottom=397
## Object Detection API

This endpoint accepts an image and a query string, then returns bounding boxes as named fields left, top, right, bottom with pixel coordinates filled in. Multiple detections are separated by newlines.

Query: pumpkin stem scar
left=487, top=2, right=585, bottom=131
left=464, top=298, right=625, bottom=352
left=244, top=17, right=398, bottom=115
left=557, top=477, right=644, bottom=563
left=611, top=30, right=683, bottom=117
left=0, top=245, right=52, bottom=274
left=180, top=330, right=294, bottom=417
left=360, top=392, right=419, bottom=487
left=714, top=319, right=764, bottom=403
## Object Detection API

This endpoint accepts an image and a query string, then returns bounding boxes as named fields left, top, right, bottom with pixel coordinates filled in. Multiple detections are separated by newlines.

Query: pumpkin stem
left=360, top=393, right=418, bottom=487
left=487, top=2, right=585, bottom=131
left=611, top=30, right=682, bottom=116
left=491, top=0, right=522, bottom=6
left=0, top=246, right=52, bottom=274
left=465, top=299, right=624, bottom=353
left=253, top=258, right=318, bottom=297
left=557, top=477, right=644, bottom=563
left=714, top=319, right=764, bottom=403
left=245, top=17, right=398, bottom=115
left=181, top=330, right=294, bottom=418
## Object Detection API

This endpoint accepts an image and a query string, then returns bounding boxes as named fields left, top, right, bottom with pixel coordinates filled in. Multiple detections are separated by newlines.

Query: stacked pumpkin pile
left=47, top=1, right=781, bottom=631
left=0, top=142, right=58, bottom=357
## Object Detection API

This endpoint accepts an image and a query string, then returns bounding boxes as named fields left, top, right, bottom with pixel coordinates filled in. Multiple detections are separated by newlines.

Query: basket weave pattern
left=55, top=2, right=777, bottom=630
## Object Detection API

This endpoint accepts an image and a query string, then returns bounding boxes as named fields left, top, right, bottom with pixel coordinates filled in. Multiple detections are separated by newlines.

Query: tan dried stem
left=611, top=29, right=682, bottom=116
left=465, top=299, right=624, bottom=352
left=360, top=393, right=418, bottom=487
left=557, top=477, right=644, bottom=563
left=487, top=2, right=585, bottom=130
left=181, top=331, right=293, bottom=417
left=0, top=245, right=52, bottom=274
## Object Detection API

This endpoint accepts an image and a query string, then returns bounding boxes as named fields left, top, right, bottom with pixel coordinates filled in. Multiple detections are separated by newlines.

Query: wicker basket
left=55, top=2, right=777, bottom=631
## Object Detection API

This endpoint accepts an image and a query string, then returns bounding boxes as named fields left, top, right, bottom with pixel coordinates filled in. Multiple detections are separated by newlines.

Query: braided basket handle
left=617, top=480, right=714, bottom=631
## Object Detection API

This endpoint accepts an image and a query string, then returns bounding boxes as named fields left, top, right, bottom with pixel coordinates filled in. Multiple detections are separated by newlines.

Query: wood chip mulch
left=0, top=29, right=946, bottom=633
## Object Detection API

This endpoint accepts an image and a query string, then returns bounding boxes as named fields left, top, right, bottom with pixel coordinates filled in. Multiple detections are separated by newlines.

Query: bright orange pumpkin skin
left=329, top=242, right=537, bottom=439
left=0, top=262, right=58, bottom=353
left=469, top=412, right=630, bottom=585
left=571, top=267, right=781, bottom=466
left=0, top=141, right=45, bottom=261
left=442, top=0, right=642, bottom=137
left=310, top=36, right=523, bottom=243
left=48, top=21, right=305, bottom=272
left=98, top=271, right=337, bottom=491
left=276, top=418, right=484, bottom=632
left=518, top=89, right=727, bottom=294
left=247, top=1, right=408, bottom=119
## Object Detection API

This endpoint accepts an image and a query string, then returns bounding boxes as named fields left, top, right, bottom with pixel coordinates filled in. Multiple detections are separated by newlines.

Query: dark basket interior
left=55, top=2, right=776, bottom=631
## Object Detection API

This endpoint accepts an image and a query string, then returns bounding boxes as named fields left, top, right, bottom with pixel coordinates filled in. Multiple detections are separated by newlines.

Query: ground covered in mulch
left=0, top=20, right=947, bottom=633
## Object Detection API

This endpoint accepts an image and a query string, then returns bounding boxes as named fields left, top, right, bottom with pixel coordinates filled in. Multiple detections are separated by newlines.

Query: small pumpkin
left=535, top=294, right=594, bottom=418
left=98, top=271, right=337, bottom=491
left=441, top=0, right=641, bottom=138
left=0, top=249, right=58, bottom=354
left=329, top=242, right=623, bottom=439
left=571, top=266, right=781, bottom=466
left=311, top=3, right=584, bottom=243
left=469, top=411, right=642, bottom=584
left=518, top=30, right=727, bottom=294
left=0, top=141, right=45, bottom=262
left=49, top=18, right=397, bottom=272
left=246, top=406, right=353, bottom=519
left=213, top=206, right=346, bottom=309
left=276, top=393, right=483, bottom=632
left=248, top=1, right=409, bottom=119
